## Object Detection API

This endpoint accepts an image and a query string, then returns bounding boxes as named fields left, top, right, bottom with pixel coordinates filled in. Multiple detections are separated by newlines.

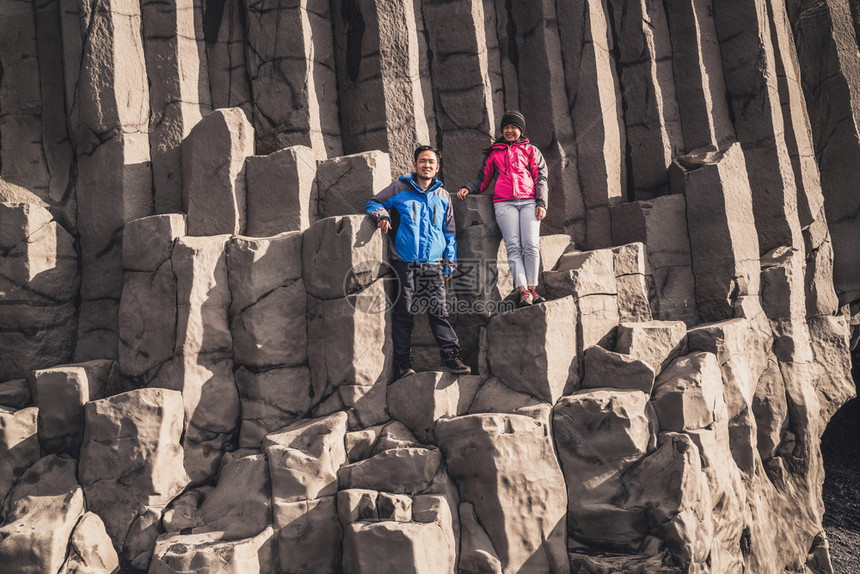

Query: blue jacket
left=365, top=174, right=457, bottom=273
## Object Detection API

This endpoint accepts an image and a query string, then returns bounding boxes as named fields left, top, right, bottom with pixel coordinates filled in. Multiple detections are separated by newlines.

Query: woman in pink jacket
left=457, top=111, right=548, bottom=307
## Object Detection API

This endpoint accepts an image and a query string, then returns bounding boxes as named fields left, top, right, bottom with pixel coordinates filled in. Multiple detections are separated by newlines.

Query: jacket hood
left=491, top=137, right=531, bottom=150
left=399, top=173, right=444, bottom=193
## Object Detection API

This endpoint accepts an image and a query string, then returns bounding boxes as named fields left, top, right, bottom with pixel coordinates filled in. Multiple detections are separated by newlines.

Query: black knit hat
left=500, top=110, right=526, bottom=133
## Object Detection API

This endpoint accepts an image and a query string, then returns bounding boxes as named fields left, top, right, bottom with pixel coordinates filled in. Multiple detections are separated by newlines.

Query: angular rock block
left=265, top=412, right=348, bottom=502
left=343, top=521, right=456, bottom=574
left=487, top=296, right=577, bottom=403
left=582, top=345, right=656, bottom=394
left=122, top=213, right=186, bottom=272
left=30, top=361, right=111, bottom=454
left=0, top=379, right=30, bottom=410
left=0, top=203, right=78, bottom=379
left=150, top=527, right=276, bottom=574
left=193, top=451, right=272, bottom=541
left=272, top=497, right=342, bottom=574
left=235, top=366, right=313, bottom=449
left=338, top=489, right=380, bottom=525
left=60, top=511, right=120, bottom=573
left=436, top=411, right=569, bottom=574
left=554, top=389, right=658, bottom=550
left=615, top=320, right=688, bottom=375
left=302, top=215, right=386, bottom=299
left=317, top=150, right=392, bottom=218
left=263, top=414, right=347, bottom=572
left=244, top=0, right=341, bottom=157
left=376, top=492, right=412, bottom=522
left=468, top=377, right=545, bottom=418
left=118, top=262, right=178, bottom=380
left=652, top=352, right=725, bottom=432
left=610, top=242, right=653, bottom=322
left=161, top=235, right=239, bottom=481
left=452, top=224, right=511, bottom=305
left=79, top=388, right=190, bottom=566
left=669, top=143, right=761, bottom=322
left=545, top=249, right=620, bottom=350
left=338, top=447, right=441, bottom=495
left=611, top=195, right=698, bottom=325
left=119, top=215, right=185, bottom=381
left=183, top=107, right=254, bottom=236
left=388, top=372, right=482, bottom=443
left=228, top=233, right=306, bottom=369
left=0, top=406, right=40, bottom=501
left=807, top=315, right=855, bottom=421
left=625, top=433, right=713, bottom=569
left=687, top=317, right=772, bottom=419
left=245, top=146, right=318, bottom=235
left=554, top=390, right=658, bottom=490
left=0, top=455, right=85, bottom=574
left=539, top=234, right=575, bottom=272
left=458, top=501, right=503, bottom=574
left=308, top=279, right=390, bottom=428
left=760, top=245, right=808, bottom=322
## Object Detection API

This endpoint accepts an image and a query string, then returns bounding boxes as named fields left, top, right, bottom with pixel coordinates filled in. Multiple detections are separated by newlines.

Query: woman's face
left=503, top=124, right=522, bottom=142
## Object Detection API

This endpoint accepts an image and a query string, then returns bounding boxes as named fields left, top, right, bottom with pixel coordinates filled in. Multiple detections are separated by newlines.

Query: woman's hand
left=457, top=187, right=470, bottom=200
left=535, top=206, right=547, bottom=221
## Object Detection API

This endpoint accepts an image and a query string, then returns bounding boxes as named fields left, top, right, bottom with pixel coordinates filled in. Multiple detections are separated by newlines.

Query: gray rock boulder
left=183, top=108, right=254, bottom=236
left=0, top=455, right=85, bottom=574
left=245, top=146, right=318, bottom=235
left=436, top=411, right=569, bottom=574
left=79, top=389, right=189, bottom=567
left=487, top=296, right=577, bottom=403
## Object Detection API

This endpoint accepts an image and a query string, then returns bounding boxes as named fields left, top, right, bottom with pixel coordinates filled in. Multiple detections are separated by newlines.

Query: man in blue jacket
left=366, top=145, right=471, bottom=379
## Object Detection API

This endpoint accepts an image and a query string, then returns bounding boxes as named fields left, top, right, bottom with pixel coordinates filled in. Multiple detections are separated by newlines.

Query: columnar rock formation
left=0, top=0, right=858, bottom=572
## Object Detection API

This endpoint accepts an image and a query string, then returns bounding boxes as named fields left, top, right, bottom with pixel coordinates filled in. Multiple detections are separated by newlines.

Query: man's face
left=413, top=150, right=439, bottom=180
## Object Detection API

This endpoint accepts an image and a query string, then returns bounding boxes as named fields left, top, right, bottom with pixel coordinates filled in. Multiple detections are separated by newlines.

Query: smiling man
left=365, top=145, right=470, bottom=379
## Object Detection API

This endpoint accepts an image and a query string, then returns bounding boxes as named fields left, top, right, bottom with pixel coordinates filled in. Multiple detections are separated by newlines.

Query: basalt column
left=557, top=0, right=626, bottom=248
left=141, top=0, right=213, bottom=214
left=785, top=0, right=860, bottom=305
left=421, top=0, right=499, bottom=188
left=510, top=0, right=586, bottom=242
left=64, top=0, right=154, bottom=361
left=0, top=0, right=75, bottom=225
left=332, top=0, right=432, bottom=176
left=244, top=0, right=343, bottom=158
left=606, top=0, right=684, bottom=200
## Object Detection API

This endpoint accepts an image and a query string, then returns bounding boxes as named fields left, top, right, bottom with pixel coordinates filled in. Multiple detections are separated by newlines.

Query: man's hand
left=378, top=219, right=392, bottom=233
left=457, top=187, right=470, bottom=200
left=535, top=206, right=547, bottom=221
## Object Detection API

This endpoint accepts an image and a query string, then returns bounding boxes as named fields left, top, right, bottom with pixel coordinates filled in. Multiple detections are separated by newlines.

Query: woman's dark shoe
left=530, top=288, right=545, bottom=304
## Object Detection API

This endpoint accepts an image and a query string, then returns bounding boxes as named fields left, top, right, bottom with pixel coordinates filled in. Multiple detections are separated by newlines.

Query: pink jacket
left=463, top=139, right=548, bottom=207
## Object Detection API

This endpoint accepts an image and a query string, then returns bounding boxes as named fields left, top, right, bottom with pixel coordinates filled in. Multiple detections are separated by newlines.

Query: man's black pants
left=391, top=260, right=459, bottom=366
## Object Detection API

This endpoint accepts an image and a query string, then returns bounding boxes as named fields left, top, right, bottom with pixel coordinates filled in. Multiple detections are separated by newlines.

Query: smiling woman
left=457, top=111, right=549, bottom=307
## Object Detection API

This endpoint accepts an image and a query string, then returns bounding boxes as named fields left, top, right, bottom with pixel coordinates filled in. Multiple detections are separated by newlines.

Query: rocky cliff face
left=0, top=0, right=857, bottom=572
